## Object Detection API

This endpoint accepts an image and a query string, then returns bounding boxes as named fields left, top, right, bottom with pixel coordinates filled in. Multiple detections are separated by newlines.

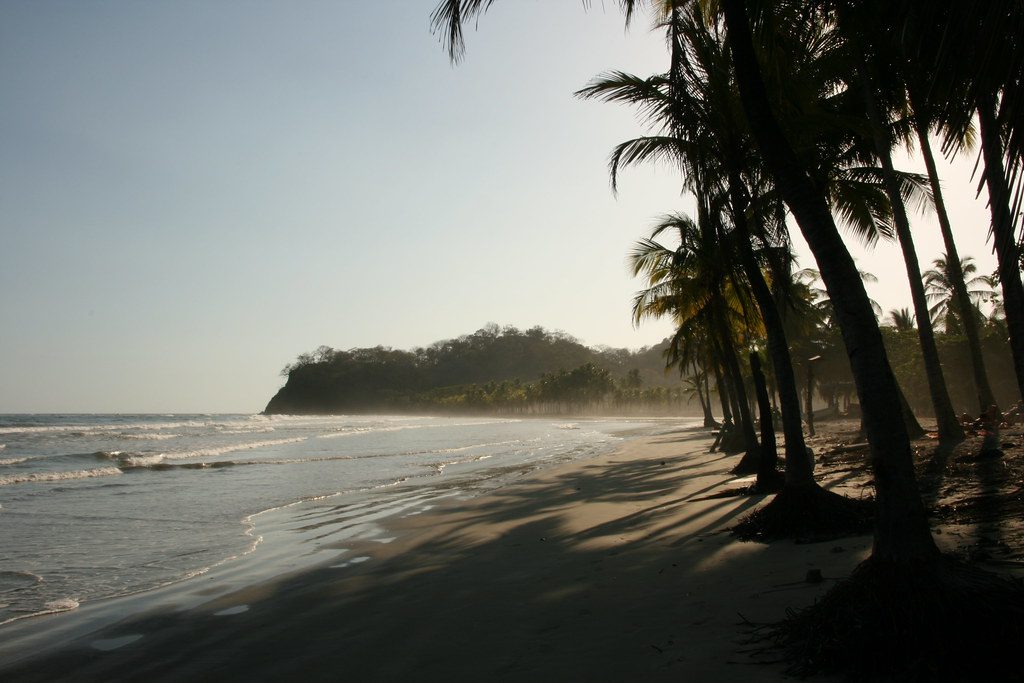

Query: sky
left=0, top=1, right=1000, bottom=413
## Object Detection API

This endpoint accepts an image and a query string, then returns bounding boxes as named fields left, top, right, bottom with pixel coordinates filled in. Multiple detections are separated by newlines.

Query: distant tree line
left=264, top=324, right=692, bottom=415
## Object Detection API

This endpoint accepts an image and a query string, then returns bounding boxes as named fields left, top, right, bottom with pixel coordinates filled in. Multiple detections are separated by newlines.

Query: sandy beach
left=0, top=425, right=895, bottom=681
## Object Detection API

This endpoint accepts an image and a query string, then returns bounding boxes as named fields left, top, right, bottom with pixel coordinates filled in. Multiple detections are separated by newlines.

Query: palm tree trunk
left=704, top=369, right=718, bottom=425
left=750, top=351, right=780, bottom=487
left=713, top=361, right=733, bottom=425
left=911, top=101, right=997, bottom=411
left=977, top=93, right=1024, bottom=403
left=855, top=52, right=964, bottom=445
left=897, top=381, right=926, bottom=439
left=694, top=367, right=717, bottom=428
left=713, top=300, right=761, bottom=467
left=721, top=0, right=938, bottom=563
left=727, top=174, right=814, bottom=485
left=704, top=368, right=714, bottom=421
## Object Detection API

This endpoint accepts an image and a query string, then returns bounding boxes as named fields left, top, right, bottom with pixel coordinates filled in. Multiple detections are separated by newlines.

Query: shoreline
left=0, top=414, right=671, bottom=635
left=0, top=419, right=669, bottom=665
left=0, top=425, right=878, bottom=681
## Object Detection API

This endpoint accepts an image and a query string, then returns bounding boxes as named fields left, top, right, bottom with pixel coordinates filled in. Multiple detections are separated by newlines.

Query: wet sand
left=2, top=428, right=878, bottom=681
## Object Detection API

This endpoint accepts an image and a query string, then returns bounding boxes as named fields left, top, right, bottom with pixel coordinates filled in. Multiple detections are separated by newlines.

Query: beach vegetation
left=431, top=0, right=1024, bottom=678
left=267, top=325, right=693, bottom=416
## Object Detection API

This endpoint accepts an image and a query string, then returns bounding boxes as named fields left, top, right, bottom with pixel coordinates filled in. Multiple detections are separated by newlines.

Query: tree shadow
left=1, top=441, right=842, bottom=682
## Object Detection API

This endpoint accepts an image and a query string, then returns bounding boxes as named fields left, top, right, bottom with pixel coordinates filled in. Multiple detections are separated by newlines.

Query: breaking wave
left=0, top=467, right=122, bottom=486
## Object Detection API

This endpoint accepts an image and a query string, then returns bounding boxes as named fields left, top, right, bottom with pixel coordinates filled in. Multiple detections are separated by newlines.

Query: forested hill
left=264, top=324, right=685, bottom=415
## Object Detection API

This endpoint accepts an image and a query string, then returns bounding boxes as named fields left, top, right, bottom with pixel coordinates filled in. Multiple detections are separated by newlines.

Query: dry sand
left=8, top=422, right=1016, bottom=682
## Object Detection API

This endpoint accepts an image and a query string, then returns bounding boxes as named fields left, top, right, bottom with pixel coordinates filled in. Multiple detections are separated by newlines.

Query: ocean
left=0, top=413, right=685, bottom=627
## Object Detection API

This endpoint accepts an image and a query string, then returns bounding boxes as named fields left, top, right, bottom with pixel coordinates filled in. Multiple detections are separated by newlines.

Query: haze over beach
left=0, top=1, right=998, bottom=414
left=3, top=2, right=1024, bottom=682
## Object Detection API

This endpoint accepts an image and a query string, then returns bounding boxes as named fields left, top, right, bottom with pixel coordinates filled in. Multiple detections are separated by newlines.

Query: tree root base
left=762, top=555, right=1024, bottom=680
left=731, top=449, right=761, bottom=475
left=731, top=484, right=872, bottom=542
left=750, top=469, right=784, bottom=494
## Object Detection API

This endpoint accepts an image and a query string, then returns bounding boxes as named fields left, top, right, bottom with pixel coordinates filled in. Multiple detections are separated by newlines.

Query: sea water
left=0, top=413, right=684, bottom=626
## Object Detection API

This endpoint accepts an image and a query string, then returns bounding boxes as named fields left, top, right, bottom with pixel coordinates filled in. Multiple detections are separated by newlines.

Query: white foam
left=0, top=458, right=28, bottom=466
left=0, top=420, right=209, bottom=435
left=317, top=427, right=374, bottom=439
left=250, top=454, right=353, bottom=466
left=371, top=477, right=409, bottom=489
left=161, top=437, right=307, bottom=461
left=118, top=432, right=180, bottom=441
left=429, top=453, right=493, bottom=474
left=121, top=454, right=166, bottom=468
left=433, top=439, right=522, bottom=454
left=317, top=420, right=522, bottom=440
left=0, top=467, right=122, bottom=486
left=41, top=597, right=79, bottom=614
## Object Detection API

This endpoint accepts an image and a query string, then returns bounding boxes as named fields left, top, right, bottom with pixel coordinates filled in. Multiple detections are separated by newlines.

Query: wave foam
left=0, top=458, right=28, bottom=466
left=317, top=428, right=374, bottom=439
left=121, top=454, right=167, bottom=468
left=0, top=420, right=212, bottom=435
left=162, top=436, right=307, bottom=460
left=0, top=467, right=122, bottom=486
left=429, top=454, right=492, bottom=474
left=219, top=427, right=275, bottom=435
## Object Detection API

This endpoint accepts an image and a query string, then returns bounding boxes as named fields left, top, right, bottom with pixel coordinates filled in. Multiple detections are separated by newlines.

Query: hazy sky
left=0, top=2, right=999, bottom=413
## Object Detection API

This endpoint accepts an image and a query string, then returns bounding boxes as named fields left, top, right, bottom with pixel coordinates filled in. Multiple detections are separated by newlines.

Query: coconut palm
left=923, top=255, right=993, bottom=333
left=832, top=4, right=965, bottom=445
left=710, top=0, right=936, bottom=565
left=884, top=0, right=1024, bottom=402
left=584, top=6, right=906, bottom=515
left=629, top=211, right=764, bottom=471
left=719, top=3, right=1023, bottom=676
left=907, top=97, right=997, bottom=410
left=796, top=267, right=881, bottom=328
left=886, top=307, right=915, bottom=332
left=977, top=95, right=1024, bottom=401
left=432, top=1, right=1024, bottom=676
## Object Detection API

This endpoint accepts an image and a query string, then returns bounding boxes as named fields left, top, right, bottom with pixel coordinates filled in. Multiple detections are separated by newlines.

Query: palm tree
left=834, top=5, right=964, bottom=445
left=432, top=1, right=1024, bottom=676
left=901, top=0, right=1024, bottom=403
left=582, top=6, right=892, bottom=518
left=797, top=267, right=882, bottom=327
left=629, top=211, right=764, bottom=473
left=907, top=99, right=997, bottom=410
left=681, top=367, right=718, bottom=428
left=713, top=0, right=937, bottom=564
left=435, top=0, right=928, bottom=538
left=923, top=255, right=993, bottom=333
left=886, top=307, right=915, bottom=332
left=977, top=94, right=1024, bottom=402
left=581, top=8, right=781, bottom=484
